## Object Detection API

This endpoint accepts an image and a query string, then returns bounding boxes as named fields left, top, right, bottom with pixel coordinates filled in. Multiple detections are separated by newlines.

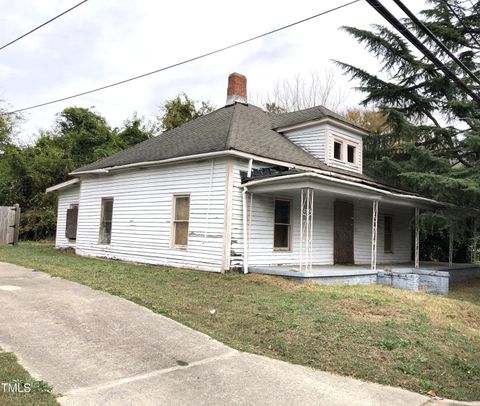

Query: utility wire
left=364, top=0, right=480, bottom=104
left=392, top=0, right=480, bottom=87
left=4, top=0, right=359, bottom=115
left=0, top=0, right=89, bottom=52
left=441, top=0, right=480, bottom=49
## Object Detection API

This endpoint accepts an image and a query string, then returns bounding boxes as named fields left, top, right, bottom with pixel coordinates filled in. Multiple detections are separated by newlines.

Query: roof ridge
left=223, top=103, right=241, bottom=149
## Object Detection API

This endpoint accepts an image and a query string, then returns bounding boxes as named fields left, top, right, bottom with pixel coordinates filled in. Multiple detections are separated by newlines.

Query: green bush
left=20, top=208, right=56, bottom=240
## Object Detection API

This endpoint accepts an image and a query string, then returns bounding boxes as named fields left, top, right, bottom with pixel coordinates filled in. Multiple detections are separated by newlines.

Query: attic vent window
left=334, top=142, right=342, bottom=160
left=347, top=145, right=355, bottom=163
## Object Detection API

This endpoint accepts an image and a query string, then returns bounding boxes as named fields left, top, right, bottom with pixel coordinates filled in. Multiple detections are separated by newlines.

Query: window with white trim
left=347, top=145, right=356, bottom=163
left=332, top=138, right=358, bottom=166
left=334, top=141, right=342, bottom=160
left=384, top=215, right=393, bottom=253
left=99, top=198, right=113, bottom=244
left=274, top=199, right=291, bottom=250
left=172, top=195, right=190, bottom=247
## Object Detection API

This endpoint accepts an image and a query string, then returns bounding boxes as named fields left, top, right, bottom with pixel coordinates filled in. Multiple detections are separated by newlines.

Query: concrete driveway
left=0, top=262, right=472, bottom=406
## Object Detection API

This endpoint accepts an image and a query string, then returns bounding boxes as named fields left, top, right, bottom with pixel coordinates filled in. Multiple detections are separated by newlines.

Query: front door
left=334, top=200, right=354, bottom=264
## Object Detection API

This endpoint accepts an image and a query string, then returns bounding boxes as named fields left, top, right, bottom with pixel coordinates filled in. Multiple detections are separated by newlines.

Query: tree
left=158, top=93, right=215, bottom=132
left=257, top=70, right=349, bottom=113
left=336, top=0, right=480, bottom=261
left=117, top=113, right=157, bottom=148
left=345, top=108, right=393, bottom=162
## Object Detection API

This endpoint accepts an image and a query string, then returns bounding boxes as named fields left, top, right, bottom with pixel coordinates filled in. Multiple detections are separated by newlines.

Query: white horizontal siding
left=75, top=159, right=227, bottom=272
left=354, top=200, right=413, bottom=264
left=246, top=191, right=412, bottom=267
left=247, top=191, right=334, bottom=266
left=284, top=125, right=326, bottom=161
left=55, top=186, right=80, bottom=248
left=230, top=159, right=276, bottom=267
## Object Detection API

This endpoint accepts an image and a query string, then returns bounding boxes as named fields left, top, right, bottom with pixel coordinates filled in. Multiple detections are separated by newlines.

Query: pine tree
left=336, top=0, right=480, bottom=261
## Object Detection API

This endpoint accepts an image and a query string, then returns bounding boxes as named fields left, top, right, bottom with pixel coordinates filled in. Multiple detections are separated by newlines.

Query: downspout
left=243, top=159, right=253, bottom=274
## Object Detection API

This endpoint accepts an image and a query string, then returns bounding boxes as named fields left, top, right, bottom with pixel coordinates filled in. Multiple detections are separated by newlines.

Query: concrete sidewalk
left=0, top=262, right=475, bottom=406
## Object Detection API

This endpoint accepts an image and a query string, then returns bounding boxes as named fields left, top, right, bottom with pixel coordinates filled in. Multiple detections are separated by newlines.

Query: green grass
left=0, top=348, right=58, bottom=405
left=0, top=242, right=479, bottom=401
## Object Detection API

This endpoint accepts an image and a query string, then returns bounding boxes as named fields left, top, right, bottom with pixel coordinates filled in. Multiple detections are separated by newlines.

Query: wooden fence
left=0, top=204, right=20, bottom=245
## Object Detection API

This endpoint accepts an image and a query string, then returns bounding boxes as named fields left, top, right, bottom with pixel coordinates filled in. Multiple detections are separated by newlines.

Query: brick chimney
left=226, top=72, right=247, bottom=105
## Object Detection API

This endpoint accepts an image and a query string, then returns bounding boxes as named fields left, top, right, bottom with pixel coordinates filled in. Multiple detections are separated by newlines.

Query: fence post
left=13, top=204, right=20, bottom=245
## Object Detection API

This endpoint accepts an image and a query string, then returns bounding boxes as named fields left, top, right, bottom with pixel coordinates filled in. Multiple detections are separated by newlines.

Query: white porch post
left=415, top=207, right=420, bottom=269
left=242, top=188, right=249, bottom=274
left=449, top=226, right=454, bottom=267
left=371, top=200, right=379, bottom=271
left=300, top=188, right=314, bottom=274
left=472, top=217, right=478, bottom=264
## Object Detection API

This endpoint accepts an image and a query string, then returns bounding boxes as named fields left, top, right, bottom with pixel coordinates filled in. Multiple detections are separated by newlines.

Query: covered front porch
left=241, top=170, right=479, bottom=293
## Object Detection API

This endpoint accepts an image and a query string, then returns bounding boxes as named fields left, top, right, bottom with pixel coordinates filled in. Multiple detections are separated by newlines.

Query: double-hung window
left=274, top=199, right=291, bottom=250
left=384, top=215, right=393, bottom=253
left=173, top=195, right=190, bottom=247
left=99, top=198, right=114, bottom=244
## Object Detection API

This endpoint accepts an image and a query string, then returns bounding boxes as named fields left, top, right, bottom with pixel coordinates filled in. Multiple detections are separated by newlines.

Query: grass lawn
left=0, top=242, right=479, bottom=401
left=0, top=348, right=58, bottom=405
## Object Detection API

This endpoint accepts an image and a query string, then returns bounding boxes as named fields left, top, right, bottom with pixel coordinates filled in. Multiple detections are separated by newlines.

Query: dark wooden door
left=334, top=200, right=354, bottom=264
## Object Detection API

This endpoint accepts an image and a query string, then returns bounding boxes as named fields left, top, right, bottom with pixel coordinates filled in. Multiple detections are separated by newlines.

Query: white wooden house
left=47, top=73, right=449, bottom=276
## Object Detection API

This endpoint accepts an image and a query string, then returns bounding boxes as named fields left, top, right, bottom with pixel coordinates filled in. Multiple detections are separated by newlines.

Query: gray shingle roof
left=271, top=105, right=367, bottom=131
left=73, top=103, right=365, bottom=177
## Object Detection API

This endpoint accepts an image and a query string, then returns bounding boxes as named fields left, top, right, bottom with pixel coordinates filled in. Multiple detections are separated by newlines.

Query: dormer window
left=347, top=145, right=355, bottom=163
left=332, top=137, right=358, bottom=166
left=334, top=141, right=342, bottom=160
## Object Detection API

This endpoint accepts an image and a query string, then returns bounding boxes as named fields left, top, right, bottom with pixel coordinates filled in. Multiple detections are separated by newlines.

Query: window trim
left=273, top=198, right=292, bottom=252
left=66, top=203, right=79, bottom=242
left=332, top=137, right=359, bottom=166
left=171, top=194, right=191, bottom=249
left=98, top=197, right=114, bottom=245
left=384, top=214, right=393, bottom=254
left=347, top=144, right=356, bottom=164
left=333, top=140, right=343, bottom=161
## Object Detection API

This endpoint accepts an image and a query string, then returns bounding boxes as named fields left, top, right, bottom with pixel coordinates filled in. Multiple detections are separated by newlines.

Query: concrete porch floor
left=248, top=262, right=480, bottom=280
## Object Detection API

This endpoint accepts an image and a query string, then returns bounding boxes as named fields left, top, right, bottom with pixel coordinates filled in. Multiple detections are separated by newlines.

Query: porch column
left=449, top=226, right=454, bottom=268
left=415, top=207, right=420, bottom=269
left=300, top=188, right=314, bottom=274
left=242, top=188, right=250, bottom=274
left=370, top=200, right=378, bottom=271
left=472, top=217, right=478, bottom=264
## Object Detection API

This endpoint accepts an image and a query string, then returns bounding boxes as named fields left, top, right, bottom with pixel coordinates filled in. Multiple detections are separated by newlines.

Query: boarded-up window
left=274, top=199, right=291, bottom=250
left=384, top=215, right=393, bottom=253
left=99, top=198, right=114, bottom=244
left=347, top=145, right=355, bottom=163
left=173, top=195, right=190, bottom=247
left=334, top=141, right=342, bottom=160
left=65, top=204, right=78, bottom=240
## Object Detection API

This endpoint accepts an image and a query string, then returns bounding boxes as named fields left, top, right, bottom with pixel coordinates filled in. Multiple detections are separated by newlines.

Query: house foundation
left=248, top=263, right=480, bottom=295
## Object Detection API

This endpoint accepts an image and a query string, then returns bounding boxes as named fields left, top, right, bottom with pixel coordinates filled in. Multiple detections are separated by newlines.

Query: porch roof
left=242, top=170, right=450, bottom=209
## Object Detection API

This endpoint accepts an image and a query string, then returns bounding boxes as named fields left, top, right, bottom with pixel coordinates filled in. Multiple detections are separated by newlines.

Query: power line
left=4, top=0, right=359, bottom=115
left=441, top=0, right=480, bottom=49
left=364, top=0, right=480, bottom=104
left=0, top=0, right=89, bottom=52
left=392, top=0, right=480, bottom=87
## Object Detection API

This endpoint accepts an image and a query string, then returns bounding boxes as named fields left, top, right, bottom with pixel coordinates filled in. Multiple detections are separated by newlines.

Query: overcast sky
left=0, top=0, right=425, bottom=144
